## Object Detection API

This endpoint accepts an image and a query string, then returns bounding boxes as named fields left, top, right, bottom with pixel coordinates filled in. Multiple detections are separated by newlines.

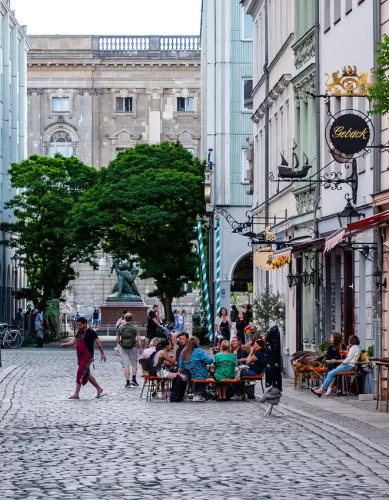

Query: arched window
left=49, top=131, right=73, bottom=158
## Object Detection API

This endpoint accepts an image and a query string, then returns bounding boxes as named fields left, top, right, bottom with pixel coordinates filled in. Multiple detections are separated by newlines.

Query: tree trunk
left=162, top=296, right=173, bottom=323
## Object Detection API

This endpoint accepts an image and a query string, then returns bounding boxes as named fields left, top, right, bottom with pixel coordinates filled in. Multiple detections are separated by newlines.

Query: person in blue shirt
left=179, top=336, right=213, bottom=402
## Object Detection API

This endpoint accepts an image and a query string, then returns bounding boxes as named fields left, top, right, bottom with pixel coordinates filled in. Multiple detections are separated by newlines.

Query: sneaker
left=193, top=395, right=206, bottom=402
left=230, top=395, right=242, bottom=401
left=125, top=381, right=131, bottom=389
left=325, top=387, right=333, bottom=397
left=131, top=380, right=139, bottom=387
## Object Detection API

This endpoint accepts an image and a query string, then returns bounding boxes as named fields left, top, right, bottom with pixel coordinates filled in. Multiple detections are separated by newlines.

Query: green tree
left=252, top=285, right=285, bottom=336
left=74, top=142, right=205, bottom=321
left=1, top=155, right=99, bottom=311
left=368, top=34, right=389, bottom=115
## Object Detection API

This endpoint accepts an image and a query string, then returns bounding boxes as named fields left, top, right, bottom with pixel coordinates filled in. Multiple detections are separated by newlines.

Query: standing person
left=34, top=309, right=44, bottom=348
left=92, top=308, right=99, bottom=329
left=230, top=305, right=238, bottom=323
left=116, top=312, right=142, bottom=388
left=244, top=304, right=253, bottom=324
left=214, top=307, right=230, bottom=342
left=61, top=317, right=106, bottom=399
left=15, top=307, right=23, bottom=324
left=116, top=309, right=128, bottom=330
left=235, top=311, right=247, bottom=344
left=145, top=304, right=160, bottom=349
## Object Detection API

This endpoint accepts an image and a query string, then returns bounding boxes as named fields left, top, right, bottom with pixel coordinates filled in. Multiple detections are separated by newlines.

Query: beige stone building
left=27, top=35, right=201, bottom=317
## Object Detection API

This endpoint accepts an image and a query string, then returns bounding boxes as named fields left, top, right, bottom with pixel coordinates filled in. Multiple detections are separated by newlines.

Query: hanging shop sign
left=254, top=248, right=274, bottom=271
left=325, top=110, right=374, bottom=160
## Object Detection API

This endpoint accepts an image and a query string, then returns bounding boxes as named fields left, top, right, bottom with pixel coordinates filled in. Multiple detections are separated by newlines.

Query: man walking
left=145, top=304, right=160, bottom=349
left=116, top=312, right=142, bottom=388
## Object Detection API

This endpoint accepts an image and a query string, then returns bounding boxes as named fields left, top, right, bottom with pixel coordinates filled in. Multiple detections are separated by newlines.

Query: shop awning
left=272, top=248, right=292, bottom=260
left=292, top=237, right=326, bottom=253
left=324, top=209, right=389, bottom=253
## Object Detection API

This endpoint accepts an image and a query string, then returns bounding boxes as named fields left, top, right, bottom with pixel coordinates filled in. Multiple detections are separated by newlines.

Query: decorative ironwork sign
left=325, top=110, right=374, bottom=161
left=325, top=65, right=372, bottom=97
left=329, top=113, right=370, bottom=155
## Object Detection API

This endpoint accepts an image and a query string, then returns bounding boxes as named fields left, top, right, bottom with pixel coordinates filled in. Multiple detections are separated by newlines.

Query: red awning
left=324, top=228, right=346, bottom=253
left=345, top=209, right=389, bottom=237
left=324, top=209, right=389, bottom=253
left=292, top=237, right=326, bottom=253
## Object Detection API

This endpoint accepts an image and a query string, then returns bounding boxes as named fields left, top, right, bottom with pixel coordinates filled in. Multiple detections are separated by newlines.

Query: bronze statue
left=107, top=259, right=142, bottom=301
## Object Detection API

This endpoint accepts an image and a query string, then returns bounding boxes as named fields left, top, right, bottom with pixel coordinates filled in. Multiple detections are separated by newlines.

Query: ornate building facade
left=27, top=35, right=201, bottom=315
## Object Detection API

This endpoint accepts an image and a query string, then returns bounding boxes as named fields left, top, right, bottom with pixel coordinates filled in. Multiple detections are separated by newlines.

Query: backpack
left=147, top=350, right=159, bottom=376
left=170, top=375, right=187, bottom=403
left=119, top=323, right=137, bottom=349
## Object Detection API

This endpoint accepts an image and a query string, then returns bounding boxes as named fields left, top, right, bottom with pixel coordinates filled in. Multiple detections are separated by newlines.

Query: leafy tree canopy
left=252, top=285, right=285, bottom=336
left=74, top=141, right=205, bottom=320
left=368, top=34, right=389, bottom=115
left=1, top=154, right=99, bottom=311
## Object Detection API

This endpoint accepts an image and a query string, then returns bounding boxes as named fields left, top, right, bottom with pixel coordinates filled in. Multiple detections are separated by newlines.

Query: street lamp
left=373, top=268, right=387, bottom=290
left=338, top=200, right=363, bottom=228
left=301, top=270, right=310, bottom=286
left=11, top=253, right=20, bottom=322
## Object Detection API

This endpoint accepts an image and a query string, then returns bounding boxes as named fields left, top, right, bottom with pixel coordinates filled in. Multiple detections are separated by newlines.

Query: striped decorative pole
left=215, top=219, right=221, bottom=314
left=196, top=217, right=213, bottom=340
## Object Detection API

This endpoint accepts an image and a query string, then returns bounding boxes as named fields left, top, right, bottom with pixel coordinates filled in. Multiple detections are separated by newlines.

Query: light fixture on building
left=373, top=268, right=387, bottom=290
left=287, top=272, right=294, bottom=288
left=302, top=270, right=309, bottom=286
left=338, top=200, right=363, bottom=228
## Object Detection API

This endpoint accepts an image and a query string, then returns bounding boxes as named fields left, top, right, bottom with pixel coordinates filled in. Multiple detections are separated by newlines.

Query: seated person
left=143, top=337, right=160, bottom=359
left=325, top=332, right=347, bottom=394
left=151, top=339, right=186, bottom=382
left=231, top=336, right=249, bottom=364
left=241, top=339, right=266, bottom=376
left=179, top=336, right=213, bottom=402
left=214, top=341, right=237, bottom=400
left=312, top=335, right=361, bottom=397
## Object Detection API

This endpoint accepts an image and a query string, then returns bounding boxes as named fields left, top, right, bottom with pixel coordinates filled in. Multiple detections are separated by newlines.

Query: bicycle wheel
left=4, top=330, right=23, bottom=349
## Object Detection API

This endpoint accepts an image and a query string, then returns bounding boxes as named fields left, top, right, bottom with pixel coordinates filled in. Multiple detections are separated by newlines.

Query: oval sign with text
left=329, top=113, right=370, bottom=155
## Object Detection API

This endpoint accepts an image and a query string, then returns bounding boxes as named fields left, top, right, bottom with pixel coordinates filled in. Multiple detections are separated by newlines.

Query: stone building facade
left=27, top=35, right=201, bottom=316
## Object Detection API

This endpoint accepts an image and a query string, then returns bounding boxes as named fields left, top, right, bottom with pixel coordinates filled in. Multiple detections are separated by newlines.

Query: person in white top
left=312, top=335, right=361, bottom=397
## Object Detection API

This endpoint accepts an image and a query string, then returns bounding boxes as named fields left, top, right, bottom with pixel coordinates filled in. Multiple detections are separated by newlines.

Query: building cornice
left=291, top=64, right=315, bottom=106
left=252, top=74, right=292, bottom=123
left=28, top=62, right=200, bottom=71
left=292, top=27, right=315, bottom=70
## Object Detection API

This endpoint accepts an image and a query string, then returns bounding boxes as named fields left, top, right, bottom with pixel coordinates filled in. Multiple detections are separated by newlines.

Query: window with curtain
left=177, top=97, right=194, bottom=112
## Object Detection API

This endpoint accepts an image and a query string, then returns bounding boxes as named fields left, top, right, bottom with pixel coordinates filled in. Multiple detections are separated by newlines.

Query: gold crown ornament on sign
left=325, top=65, right=372, bottom=97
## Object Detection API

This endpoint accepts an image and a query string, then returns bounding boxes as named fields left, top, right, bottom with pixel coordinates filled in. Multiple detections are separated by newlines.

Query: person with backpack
left=116, top=312, right=142, bottom=388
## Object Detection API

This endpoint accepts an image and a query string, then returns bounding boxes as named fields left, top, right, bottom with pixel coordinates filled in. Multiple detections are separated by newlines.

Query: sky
left=11, top=0, right=202, bottom=36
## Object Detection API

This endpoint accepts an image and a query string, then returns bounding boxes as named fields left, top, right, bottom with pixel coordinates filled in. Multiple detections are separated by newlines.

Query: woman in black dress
left=235, top=311, right=246, bottom=345
left=214, top=307, right=231, bottom=341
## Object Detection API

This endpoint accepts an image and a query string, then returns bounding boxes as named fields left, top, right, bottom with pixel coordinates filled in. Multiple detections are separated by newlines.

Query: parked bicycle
left=0, top=323, right=24, bottom=349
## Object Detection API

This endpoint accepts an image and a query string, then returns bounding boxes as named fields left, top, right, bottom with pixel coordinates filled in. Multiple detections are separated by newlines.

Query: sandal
left=69, top=395, right=80, bottom=400
left=95, top=392, right=107, bottom=399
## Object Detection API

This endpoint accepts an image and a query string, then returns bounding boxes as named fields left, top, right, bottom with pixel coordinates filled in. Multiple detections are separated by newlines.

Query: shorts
left=146, top=329, right=158, bottom=340
left=119, top=346, right=138, bottom=368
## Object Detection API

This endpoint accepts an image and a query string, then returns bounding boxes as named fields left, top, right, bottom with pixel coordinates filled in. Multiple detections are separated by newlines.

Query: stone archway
left=231, top=253, right=253, bottom=292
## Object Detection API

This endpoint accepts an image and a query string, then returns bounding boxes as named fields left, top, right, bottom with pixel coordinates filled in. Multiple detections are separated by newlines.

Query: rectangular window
left=116, top=97, right=133, bottom=112
left=177, top=97, right=194, bottom=112
left=187, top=148, right=194, bottom=154
left=115, top=147, right=128, bottom=157
left=52, top=97, right=70, bottom=113
left=242, top=149, right=249, bottom=183
left=345, top=0, right=353, bottom=14
left=333, top=0, right=341, bottom=23
left=242, top=8, right=253, bottom=40
left=324, top=1, right=331, bottom=32
left=242, top=79, right=253, bottom=112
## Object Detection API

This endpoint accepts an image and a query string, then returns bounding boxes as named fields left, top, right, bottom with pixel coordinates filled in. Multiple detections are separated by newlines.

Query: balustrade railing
left=98, top=35, right=200, bottom=53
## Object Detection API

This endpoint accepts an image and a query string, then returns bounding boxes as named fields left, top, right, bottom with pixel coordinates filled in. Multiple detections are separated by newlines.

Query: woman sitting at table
left=312, top=335, right=361, bottom=397
left=241, top=339, right=266, bottom=376
left=179, top=336, right=213, bottom=402
left=214, top=341, right=237, bottom=400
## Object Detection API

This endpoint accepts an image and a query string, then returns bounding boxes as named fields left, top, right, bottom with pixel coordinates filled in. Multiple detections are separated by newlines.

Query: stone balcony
left=28, top=35, right=201, bottom=61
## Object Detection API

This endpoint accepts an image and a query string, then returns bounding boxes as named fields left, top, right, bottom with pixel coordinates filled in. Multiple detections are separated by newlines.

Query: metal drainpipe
left=264, top=0, right=270, bottom=287
left=314, top=0, right=321, bottom=346
left=373, top=0, right=382, bottom=391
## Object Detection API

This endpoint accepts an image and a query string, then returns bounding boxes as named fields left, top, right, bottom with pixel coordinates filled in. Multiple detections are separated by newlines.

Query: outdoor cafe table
left=324, top=360, right=369, bottom=396
left=373, top=361, right=389, bottom=412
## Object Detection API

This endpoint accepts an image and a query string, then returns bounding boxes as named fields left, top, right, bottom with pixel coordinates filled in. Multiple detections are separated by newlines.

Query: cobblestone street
left=1, top=349, right=389, bottom=499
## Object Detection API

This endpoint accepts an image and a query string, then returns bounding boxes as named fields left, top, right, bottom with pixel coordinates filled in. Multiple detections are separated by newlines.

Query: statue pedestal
left=99, top=302, right=149, bottom=335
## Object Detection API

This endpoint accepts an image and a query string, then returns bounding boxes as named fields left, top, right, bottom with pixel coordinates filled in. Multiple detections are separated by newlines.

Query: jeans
left=322, top=364, right=354, bottom=389
left=242, top=369, right=260, bottom=377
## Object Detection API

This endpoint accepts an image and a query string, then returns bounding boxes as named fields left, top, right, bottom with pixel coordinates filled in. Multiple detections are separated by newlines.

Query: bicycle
left=0, top=323, right=24, bottom=349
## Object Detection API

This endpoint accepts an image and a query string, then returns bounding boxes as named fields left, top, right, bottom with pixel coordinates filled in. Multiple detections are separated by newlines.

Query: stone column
left=147, top=88, right=163, bottom=144
left=92, top=88, right=103, bottom=168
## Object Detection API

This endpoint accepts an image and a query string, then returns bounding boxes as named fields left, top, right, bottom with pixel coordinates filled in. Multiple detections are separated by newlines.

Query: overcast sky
left=11, top=0, right=202, bottom=36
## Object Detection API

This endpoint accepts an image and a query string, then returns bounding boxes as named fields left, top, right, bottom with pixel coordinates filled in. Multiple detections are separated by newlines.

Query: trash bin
left=24, top=314, right=34, bottom=332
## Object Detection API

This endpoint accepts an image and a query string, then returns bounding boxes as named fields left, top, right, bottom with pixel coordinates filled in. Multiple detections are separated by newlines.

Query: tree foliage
left=74, top=142, right=205, bottom=320
left=1, top=155, right=99, bottom=311
left=252, top=285, right=285, bottom=336
left=368, top=34, right=389, bottom=115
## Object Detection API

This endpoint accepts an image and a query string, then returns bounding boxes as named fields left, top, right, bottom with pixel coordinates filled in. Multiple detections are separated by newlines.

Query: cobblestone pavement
left=1, top=349, right=389, bottom=499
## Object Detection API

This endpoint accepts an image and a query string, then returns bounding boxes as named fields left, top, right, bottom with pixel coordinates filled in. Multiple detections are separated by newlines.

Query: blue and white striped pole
left=196, top=217, right=213, bottom=340
left=215, top=218, right=221, bottom=314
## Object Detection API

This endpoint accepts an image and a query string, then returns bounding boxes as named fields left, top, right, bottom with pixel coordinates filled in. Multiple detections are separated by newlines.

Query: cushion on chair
left=191, top=378, right=215, bottom=384
left=218, top=378, right=240, bottom=383
left=241, top=375, right=263, bottom=380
